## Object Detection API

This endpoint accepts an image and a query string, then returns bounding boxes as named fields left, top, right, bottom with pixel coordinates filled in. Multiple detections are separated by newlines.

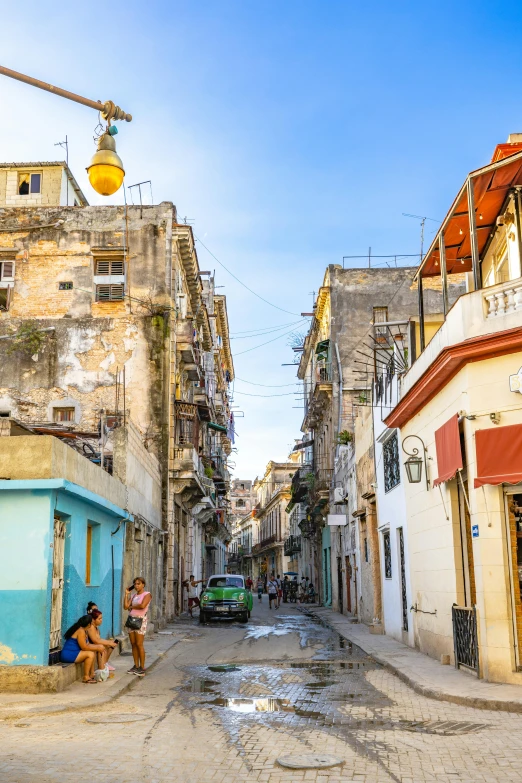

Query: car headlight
left=202, top=594, right=209, bottom=602
left=238, top=593, right=245, bottom=601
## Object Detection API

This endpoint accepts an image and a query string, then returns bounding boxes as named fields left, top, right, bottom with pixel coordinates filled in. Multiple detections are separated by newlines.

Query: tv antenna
left=402, top=213, right=440, bottom=262
left=128, top=180, right=153, bottom=219
left=54, top=135, right=69, bottom=205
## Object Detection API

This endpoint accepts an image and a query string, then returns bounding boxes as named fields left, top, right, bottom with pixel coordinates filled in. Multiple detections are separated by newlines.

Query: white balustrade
left=484, top=281, right=522, bottom=319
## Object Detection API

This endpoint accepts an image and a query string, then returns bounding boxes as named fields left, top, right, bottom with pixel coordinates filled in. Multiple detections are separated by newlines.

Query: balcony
left=303, top=361, right=333, bottom=429
left=171, top=440, right=214, bottom=509
left=387, top=277, right=522, bottom=429
left=284, top=535, right=302, bottom=556
left=315, top=467, right=334, bottom=493
left=290, top=465, right=313, bottom=504
left=176, top=320, right=202, bottom=381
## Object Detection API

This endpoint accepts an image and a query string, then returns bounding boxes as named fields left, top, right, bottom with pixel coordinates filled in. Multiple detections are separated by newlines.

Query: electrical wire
left=230, top=319, right=308, bottom=339
left=194, top=233, right=302, bottom=316
left=234, top=376, right=300, bottom=388
left=232, top=390, right=300, bottom=398
left=233, top=325, right=306, bottom=356
left=230, top=319, right=303, bottom=335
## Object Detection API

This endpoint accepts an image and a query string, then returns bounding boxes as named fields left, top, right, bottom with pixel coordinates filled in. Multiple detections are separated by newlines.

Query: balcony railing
left=259, top=533, right=277, bottom=549
left=291, top=465, right=313, bottom=503
left=284, top=535, right=302, bottom=556
left=484, top=279, right=522, bottom=319
left=315, top=467, right=334, bottom=492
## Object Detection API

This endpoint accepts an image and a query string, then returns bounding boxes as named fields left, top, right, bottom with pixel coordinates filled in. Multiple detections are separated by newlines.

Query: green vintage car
left=199, top=574, right=253, bottom=623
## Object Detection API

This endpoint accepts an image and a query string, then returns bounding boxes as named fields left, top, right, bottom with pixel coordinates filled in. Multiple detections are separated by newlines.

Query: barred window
left=383, top=431, right=400, bottom=492
left=96, top=284, right=124, bottom=302
left=383, top=530, right=392, bottom=579
left=95, top=257, right=124, bottom=275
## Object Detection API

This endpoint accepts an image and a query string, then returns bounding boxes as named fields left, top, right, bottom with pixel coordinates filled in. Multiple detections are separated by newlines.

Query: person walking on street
left=124, top=577, right=151, bottom=677
left=183, top=575, right=204, bottom=618
left=267, top=574, right=278, bottom=610
left=276, top=574, right=282, bottom=608
left=246, top=575, right=253, bottom=591
left=282, top=575, right=289, bottom=603
left=257, top=575, right=264, bottom=601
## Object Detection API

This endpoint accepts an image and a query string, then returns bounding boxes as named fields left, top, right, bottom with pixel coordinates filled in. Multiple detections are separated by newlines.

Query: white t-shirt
left=267, top=579, right=278, bottom=595
left=189, top=582, right=199, bottom=599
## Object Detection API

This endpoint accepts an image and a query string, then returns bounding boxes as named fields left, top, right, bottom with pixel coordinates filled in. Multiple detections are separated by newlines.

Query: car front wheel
left=199, top=611, right=207, bottom=623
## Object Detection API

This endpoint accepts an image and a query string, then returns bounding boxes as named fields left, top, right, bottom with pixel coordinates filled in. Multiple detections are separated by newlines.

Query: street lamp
left=87, top=128, right=125, bottom=196
left=402, top=434, right=429, bottom=490
left=0, top=65, right=132, bottom=197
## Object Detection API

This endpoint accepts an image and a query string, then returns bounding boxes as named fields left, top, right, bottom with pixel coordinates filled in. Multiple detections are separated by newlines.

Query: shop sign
left=472, top=524, right=479, bottom=538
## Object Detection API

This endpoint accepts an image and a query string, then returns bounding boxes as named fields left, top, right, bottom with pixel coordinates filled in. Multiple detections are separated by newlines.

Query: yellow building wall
left=401, top=350, right=522, bottom=683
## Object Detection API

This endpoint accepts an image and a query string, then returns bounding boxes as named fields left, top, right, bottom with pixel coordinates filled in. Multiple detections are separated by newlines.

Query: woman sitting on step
left=60, top=615, right=105, bottom=684
left=86, top=609, right=118, bottom=671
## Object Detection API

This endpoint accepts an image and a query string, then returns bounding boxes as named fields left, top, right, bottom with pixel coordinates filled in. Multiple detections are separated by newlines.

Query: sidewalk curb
left=301, top=607, right=522, bottom=714
left=0, top=637, right=181, bottom=721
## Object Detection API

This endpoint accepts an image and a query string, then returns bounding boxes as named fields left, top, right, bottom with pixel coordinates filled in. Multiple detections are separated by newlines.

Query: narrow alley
left=2, top=603, right=522, bottom=783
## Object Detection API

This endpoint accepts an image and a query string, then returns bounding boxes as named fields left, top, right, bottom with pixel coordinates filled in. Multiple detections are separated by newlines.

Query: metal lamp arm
left=0, top=65, right=132, bottom=122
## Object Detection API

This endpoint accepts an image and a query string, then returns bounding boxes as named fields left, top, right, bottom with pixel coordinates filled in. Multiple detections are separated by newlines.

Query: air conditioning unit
left=333, top=486, right=345, bottom=504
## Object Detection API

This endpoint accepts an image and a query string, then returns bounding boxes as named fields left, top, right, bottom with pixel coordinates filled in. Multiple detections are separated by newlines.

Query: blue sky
left=0, top=1, right=520, bottom=477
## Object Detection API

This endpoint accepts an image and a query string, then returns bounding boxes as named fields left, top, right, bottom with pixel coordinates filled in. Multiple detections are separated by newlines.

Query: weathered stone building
left=0, top=187, right=234, bottom=622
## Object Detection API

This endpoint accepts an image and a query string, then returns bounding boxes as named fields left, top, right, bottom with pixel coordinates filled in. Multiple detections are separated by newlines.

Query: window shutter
left=96, top=284, right=111, bottom=301
left=110, top=284, right=124, bottom=301
left=110, top=260, right=124, bottom=275
left=96, top=259, right=111, bottom=275
left=1, top=261, right=15, bottom=281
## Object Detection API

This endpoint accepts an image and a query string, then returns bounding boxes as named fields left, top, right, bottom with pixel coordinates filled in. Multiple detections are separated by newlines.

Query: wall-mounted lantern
left=402, top=435, right=429, bottom=490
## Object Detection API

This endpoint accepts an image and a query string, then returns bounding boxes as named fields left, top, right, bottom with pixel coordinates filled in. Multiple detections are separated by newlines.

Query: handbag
left=125, top=614, right=143, bottom=631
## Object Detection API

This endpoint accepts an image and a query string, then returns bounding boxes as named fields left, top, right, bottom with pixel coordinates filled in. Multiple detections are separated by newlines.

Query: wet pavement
left=2, top=598, right=522, bottom=781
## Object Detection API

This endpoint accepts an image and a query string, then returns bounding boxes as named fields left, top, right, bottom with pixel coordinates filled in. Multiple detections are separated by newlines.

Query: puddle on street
left=183, top=678, right=219, bottom=693
left=203, top=697, right=294, bottom=713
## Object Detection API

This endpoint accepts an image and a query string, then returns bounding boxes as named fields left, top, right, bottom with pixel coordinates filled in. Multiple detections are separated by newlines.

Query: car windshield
left=208, top=577, right=244, bottom=589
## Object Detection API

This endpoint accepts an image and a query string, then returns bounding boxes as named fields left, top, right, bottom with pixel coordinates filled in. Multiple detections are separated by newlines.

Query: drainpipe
left=334, top=343, right=343, bottom=461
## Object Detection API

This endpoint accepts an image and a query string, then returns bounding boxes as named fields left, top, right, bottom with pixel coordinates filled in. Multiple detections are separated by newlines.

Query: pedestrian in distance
left=307, top=582, right=316, bottom=604
left=282, top=575, right=289, bottom=603
left=276, top=574, right=282, bottom=608
left=183, top=575, right=204, bottom=617
left=256, top=575, right=264, bottom=600
left=86, top=609, right=118, bottom=671
left=60, top=615, right=105, bottom=684
left=267, top=574, right=279, bottom=609
left=246, top=575, right=253, bottom=591
left=124, top=576, right=151, bottom=677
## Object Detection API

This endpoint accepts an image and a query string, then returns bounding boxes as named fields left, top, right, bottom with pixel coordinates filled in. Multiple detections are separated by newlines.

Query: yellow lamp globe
left=87, top=132, right=125, bottom=196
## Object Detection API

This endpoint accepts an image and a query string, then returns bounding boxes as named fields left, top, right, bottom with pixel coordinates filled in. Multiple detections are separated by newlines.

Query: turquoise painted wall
left=0, top=481, right=127, bottom=666
left=57, top=491, right=125, bottom=641
left=0, top=489, right=53, bottom=666
left=322, top=526, right=332, bottom=607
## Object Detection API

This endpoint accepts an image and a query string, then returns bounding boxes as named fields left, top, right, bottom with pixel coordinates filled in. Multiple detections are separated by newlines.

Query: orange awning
left=433, top=414, right=462, bottom=487
left=474, top=424, right=522, bottom=488
left=417, top=149, right=522, bottom=279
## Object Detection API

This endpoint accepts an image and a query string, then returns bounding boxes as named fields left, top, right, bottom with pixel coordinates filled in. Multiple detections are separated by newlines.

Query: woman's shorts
left=127, top=615, right=148, bottom=636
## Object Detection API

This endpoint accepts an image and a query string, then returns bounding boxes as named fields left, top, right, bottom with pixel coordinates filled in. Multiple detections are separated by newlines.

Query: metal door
left=49, top=516, right=66, bottom=652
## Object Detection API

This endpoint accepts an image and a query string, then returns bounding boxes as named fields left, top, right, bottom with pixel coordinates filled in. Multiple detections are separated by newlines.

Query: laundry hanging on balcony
left=208, top=421, right=227, bottom=433
left=433, top=414, right=463, bottom=486
left=474, top=423, right=522, bottom=487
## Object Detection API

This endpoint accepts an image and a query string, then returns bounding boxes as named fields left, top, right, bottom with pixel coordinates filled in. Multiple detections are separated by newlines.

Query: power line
left=194, top=233, right=302, bottom=316
left=234, top=325, right=304, bottom=356
left=230, top=319, right=301, bottom=335
left=230, top=319, right=308, bottom=339
left=234, top=376, right=300, bottom=388
left=232, top=390, right=299, bottom=398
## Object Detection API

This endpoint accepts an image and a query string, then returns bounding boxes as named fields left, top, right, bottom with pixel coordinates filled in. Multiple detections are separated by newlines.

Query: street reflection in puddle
left=205, top=697, right=294, bottom=713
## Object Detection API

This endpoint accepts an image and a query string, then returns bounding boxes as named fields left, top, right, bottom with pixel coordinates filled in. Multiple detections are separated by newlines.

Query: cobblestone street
left=3, top=601, right=522, bottom=782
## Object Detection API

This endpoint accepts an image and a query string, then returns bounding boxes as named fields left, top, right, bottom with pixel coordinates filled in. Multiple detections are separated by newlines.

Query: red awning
left=474, top=424, right=522, bottom=488
left=433, top=414, right=463, bottom=487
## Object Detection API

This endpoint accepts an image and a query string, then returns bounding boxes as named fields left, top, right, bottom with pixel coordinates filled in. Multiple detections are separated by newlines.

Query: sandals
left=82, top=678, right=97, bottom=684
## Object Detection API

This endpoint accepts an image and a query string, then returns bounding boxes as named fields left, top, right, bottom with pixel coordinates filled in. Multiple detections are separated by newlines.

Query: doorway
left=49, top=515, right=67, bottom=658
left=345, top=555, right=352, bottom=613
left=504, top=489, right=522, bottom=670
left=337, top=556, right=344, bottom=614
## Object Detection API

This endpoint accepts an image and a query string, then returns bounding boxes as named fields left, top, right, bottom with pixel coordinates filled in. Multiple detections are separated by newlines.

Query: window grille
left=96, top=284, right=124, bottom=302
left=383, top=431, right=400, bottom=492
left=383, top=530, right=392, bottom=578
left=95, top=258, right=124, bottom=275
